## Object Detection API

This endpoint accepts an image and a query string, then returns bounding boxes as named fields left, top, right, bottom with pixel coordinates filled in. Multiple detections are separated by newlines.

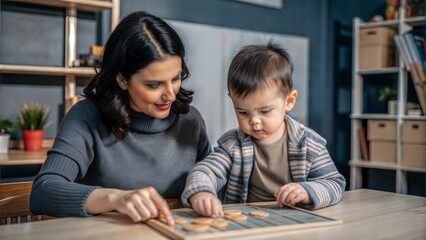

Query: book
left=412, top=34, right=426, bottom=63
left=404, top=34, right=423, bottom=71
left=394, top=33, right=426, bottom=115
left=394, top=35, right=410, bottom=70
left=359, top=127, right=369, bottom=161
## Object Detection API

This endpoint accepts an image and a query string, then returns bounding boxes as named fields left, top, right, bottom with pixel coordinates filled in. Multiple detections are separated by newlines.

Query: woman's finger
left=131, top=194, right=152, bottom=221
left=123, top=201, right=142, bottom=222
left=148, top=188, right=175, bottom=226
left=139, top=190, right=159, bottom=218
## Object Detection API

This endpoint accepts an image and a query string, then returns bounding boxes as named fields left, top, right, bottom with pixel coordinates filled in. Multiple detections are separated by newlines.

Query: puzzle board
left=147, top=202, right=342, bottom=240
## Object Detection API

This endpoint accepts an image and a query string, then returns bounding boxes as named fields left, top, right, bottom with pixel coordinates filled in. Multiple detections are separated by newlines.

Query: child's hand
left=274, top=183, right=312, bottom=206
left=189, top=192, right=224, bottom=217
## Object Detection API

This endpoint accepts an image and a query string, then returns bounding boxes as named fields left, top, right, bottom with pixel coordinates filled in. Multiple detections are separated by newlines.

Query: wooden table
left=0, top=149, right=47, bottom=166
left=0, top=189, right=425, bottom=240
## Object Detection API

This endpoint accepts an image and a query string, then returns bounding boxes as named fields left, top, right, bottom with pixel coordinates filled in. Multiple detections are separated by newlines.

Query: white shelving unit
left=0, top=0, right=120, bottom=112
left=350, top=5, right=426, bottom=194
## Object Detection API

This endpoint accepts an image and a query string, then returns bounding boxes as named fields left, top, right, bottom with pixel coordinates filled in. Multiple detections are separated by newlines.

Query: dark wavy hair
left=227, top=41, right=293, bottom=98
left=83, top=11, right=193, bottom=139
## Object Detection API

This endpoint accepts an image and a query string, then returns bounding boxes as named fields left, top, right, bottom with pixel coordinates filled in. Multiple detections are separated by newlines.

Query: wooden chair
left=0, top=182, right=182, bottom=225
left=0, top=181, right=54, bottom=224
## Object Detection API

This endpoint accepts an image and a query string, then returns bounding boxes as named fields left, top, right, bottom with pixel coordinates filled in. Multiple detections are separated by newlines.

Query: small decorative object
left=378, top=86, right=398, bottom=115
left=369, top=15, right=384, bottom=23
left=385, top=0, right=400, bottom=20
left=0, top=119, right=15, bottom=153
left=18, top=102, right=51, bottom=151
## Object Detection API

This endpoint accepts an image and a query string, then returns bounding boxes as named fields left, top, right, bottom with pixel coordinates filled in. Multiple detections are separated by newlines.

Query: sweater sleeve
left=298, top=145, right=346, bottom=210
left=181, top=145, right=233, bottom=207
left=30, top=153, right=99, bottom=217
left=30, top=101, right=100, bottom=217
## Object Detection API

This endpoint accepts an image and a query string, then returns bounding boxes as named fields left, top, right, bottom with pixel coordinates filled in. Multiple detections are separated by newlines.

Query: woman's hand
left=274, top=183, right=311, bottom=207
left=189, top=191, right=223, bottom=217
left=86, top=187, right=174, bottom=226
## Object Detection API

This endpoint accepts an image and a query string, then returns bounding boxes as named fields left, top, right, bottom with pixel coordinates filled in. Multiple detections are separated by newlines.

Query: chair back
left=0, top=181, right=53, bottom=224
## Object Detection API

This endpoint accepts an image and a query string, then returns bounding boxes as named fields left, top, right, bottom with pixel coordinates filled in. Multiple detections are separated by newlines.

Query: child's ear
left=116, top=73, right=128, bottom=90
left=285, top=90, right=298, bottom=112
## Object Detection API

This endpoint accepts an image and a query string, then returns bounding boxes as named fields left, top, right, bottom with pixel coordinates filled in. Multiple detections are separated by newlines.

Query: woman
left=30, top=11, right=211, bottom=226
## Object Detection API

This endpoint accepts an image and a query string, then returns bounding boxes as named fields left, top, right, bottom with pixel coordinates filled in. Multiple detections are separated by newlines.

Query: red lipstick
left=155, top=103, right=171, bottom=111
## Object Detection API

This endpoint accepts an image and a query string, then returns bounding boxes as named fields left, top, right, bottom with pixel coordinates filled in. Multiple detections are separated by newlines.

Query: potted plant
left=0, top=119, right=15, bottom=153
left=378, top=86, right=397, bottom=115
left=18, top=102, right=51, bottom=151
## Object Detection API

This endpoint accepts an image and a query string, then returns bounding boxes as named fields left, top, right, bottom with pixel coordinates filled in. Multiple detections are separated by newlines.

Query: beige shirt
left=247, top=134, right=291, bottom=202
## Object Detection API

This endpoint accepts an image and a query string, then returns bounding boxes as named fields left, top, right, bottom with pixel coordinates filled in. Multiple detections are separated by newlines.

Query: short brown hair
left=227, top=42, right=293, bottom=98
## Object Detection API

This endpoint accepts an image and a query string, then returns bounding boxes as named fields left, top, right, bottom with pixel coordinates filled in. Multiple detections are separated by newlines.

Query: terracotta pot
left=22, top=130, right=45, bottom=151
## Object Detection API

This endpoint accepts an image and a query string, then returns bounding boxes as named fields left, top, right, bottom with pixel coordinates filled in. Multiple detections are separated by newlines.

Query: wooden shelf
left=358, top=16, right=426, bottom=29
left=0, top=149, right=47, bottom=166
left=5, top=0, right=113, bottom=12
left=350, top=114, right=398, bottom=120
left=0, top=64, right=96, bottom=76
left=349, top=160, right=426, bottom=173
left=1, top=0, right=119, bottom=113
left=351, top=114, right=426, bottom=120
left=359, top=19, right=399, bottom=29
left=404, top=15, right=426, bottom=26
left=357, top=67, right=400, bottom=75
left=349, top=160, right=399, bottom=170
left=402, top=115, right=426, bottom=120
left=400, top=165, right=426, bottom=173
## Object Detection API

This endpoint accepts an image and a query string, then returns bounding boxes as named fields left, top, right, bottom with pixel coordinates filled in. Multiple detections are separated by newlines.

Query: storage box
left=402, top=143, right=426, bottom=168
left=367, top=120, right=396, bottom=141
left=370, top=141, right=396, bottom=163
left=359, top=46, right=393, bottom=69
left=402, top=121, right=426, bottom=168
left=359, top=28, right=395, bottom=46
left=402, top=121, right=426, bottom=144
left=358, top=27, right=395, bottom=69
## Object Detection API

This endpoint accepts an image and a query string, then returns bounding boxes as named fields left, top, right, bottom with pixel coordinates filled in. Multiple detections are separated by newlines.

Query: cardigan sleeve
left=181, top=145, right=233, bottom=207
left=297, top=145, right=346, bottom=209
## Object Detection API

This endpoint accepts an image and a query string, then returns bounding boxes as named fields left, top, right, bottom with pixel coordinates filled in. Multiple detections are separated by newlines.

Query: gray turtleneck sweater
left=30, top=99, right=211, bottom=217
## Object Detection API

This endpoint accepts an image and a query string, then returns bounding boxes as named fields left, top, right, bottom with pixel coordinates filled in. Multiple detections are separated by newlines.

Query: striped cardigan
left=181, top=115, right=346, bottom=209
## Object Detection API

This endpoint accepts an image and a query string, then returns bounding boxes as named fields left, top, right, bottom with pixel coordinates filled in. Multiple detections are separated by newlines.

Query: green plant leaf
left=0, top=119, right=15, bottom=135
left=17, top=102, right=51, bottom=131
left=378, top=86, right=397, bottom=102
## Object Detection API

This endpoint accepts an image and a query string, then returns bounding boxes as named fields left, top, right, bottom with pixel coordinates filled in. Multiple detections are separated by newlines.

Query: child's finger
left=290, top=192, right=305, bottom=205
left=196, top=201, right=206, bottom=216
left=275, top=187, right=286, bottom=204
left=277, top=185, right=295, bottom=205
left=284, top=190, right=298, bottom=204
left=203, top=199, right=212, bottom=216
left=211, top=198, right=223, bottom=217
left=284, top=187, right=302, bottom=203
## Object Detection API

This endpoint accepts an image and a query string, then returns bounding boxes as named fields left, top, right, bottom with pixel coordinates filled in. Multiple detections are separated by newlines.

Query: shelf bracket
left=65, top=8, right=77, bottom=68
left=400, top=23, right=412, bottom=34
